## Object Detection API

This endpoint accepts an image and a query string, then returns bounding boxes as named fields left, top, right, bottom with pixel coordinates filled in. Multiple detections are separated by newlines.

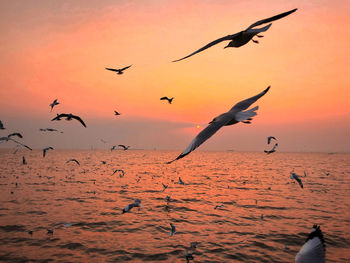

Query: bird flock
left=0, top=7, right=327, bottom=262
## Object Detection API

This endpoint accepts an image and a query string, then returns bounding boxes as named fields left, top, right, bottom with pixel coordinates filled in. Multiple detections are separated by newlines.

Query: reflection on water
left=0, top=150, right=349, bottom=262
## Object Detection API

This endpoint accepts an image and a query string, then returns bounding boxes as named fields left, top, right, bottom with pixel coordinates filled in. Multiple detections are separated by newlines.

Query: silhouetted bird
left=160, top=97, right=174, bottom=104
left=0, top=120, right=5, bottom=129
left=43, top=147, right=54, bottom=157
left=66, top=159, right=80, bottom=165
left=170, top=223, right=176, bottom=236
left=290, top=171, right=304, bottom=189
left=122, top=199, right=141, bottom=213
left=49, top=99, right=59, bottom=112
left=22, top=156, right=27, bottom=165
left=51, top=113, right=86, bottom=128
left=105, top=65, right=132, bottom=75
left=167, top=87, right=270, bottom=163
left=173, top=8, right=297, bottom=62
left=118, top=145, right=130, bottom=151
left=114, top=111, right=121, bottom=116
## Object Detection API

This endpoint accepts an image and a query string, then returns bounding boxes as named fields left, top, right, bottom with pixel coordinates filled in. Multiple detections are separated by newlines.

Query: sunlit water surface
left=0, top=150, right=349, bottom=262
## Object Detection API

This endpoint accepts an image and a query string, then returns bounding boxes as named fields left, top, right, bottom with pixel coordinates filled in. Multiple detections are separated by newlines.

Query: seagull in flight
left=40, top=128, right=63, bottom=133
left=122, top=199, right=141, bottom=213
left=264, top=142, right=278, bottom=154
left=162, top=183, right=168, bottom=192
left=114, top=111, right=121, bottom=116
left=112, top=169, right=125, bottom=178
left=105, top=65, right=132, bottom=75
left=0, top=120, right=5, bottom=129
left=295, top=225, right=326, bottom=263
left=160, top=97, right=174, bottom=104
left=173, top=8, right=297, bottom=62
left=111, top=145, right=117, bottom=151
left=118, top=145, right=130, bottom=151
left=167, top=86, right=270, bottom=163
left=66, top=159, right=80, bottom=165
left=49, top=99, right=60, bottom=112
left=0, top=133, right=32, bottom=150
left=290, top=171, right=304, bottom=189
left=43, top=147, right=54, bottom=157
left=170, top=223, right=176, bottom=236
left=267, top=136, right=277, bottom=144
left=178, top=177, right=185, bottom=185
left=51, top=113, right=86, bottom=128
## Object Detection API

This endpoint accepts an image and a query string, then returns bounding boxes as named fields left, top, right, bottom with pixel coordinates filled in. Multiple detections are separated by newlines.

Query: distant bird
left=122, top=199, right=141, bottom=213
left=49, top=99, right=59, bottom=112
left=114, top=111, right=121, bottom=116
left=178, top=177, right=185, bottom=185
left=267, top=136, right=277, bottom=144
left=290, top=171, right=304, bottom=189
left=7, top=133, right=23, bottom=139
left=0, top=134, right=32, bottom=151
left=105, top=65, right=132, bottom=75
left=47, top=229, right=54, bottom=234
left=118, top=145, right=130, bottom=151
left=111, top=145, right=117, bottom=151
left=112, top=169, right=125, bottom=177
left=51, top=113, right=86, bottom=128
left=173, top=8, right=297, bottom=62
left=170, top=223, right=176, bottom=236
left=214, top=204, right=224, bottom=209
left=264, top=143, right=278, bottom=154
left=66, top=159, right=80, bottom=165
left=295, top=225, right=326, bottom=263
left=167, top=87, right=270, bottom=163
left=160, top=97, right=174, bottom=104
left=162, top=183, right=168, bottom=192
left=0, top=120, right=5, bottom=129
left=166, top=195, right=171, bottom=202
left=22, top=156, right=27, bottom=165
left=43, top=147, right=54, bottom=157
left=40, top=128, right=63, bottom=133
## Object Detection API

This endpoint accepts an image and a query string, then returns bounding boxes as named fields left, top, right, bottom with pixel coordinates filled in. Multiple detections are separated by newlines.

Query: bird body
left=105, top=65, right=132, bottom=75
left=0, top=134, right=32, bottom=150
left=290, top=171, right=304, bottom=189
left=168, top=87, right=270, bottom=163
left=51, top=113, right=86, bottom=128
left=114, top=111, right=121, bottom=116
left=22, top=156, right=27, bottom=165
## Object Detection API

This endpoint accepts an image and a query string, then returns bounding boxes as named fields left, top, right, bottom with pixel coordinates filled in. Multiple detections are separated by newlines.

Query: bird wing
left=230, top=86, right=270, bottom=111
left=246, top=8, right=297, bottom=30
left=118, top=145, right=126, bottom=149
left=9, top=138, right=32, bottom=151
left=160, top=97, right=169, bottom=100
left=120, top=65, right=132, bottom=71
left=272, top=143, right=278, bottom=151
left=294, top=175, right=304, bottom=188
left=72, top=115, right=86, bottom=127
left=51, top=113, right=68, bottom=121
left=105, top=67, right=119, bottom=72
left=172, top=33, right=239, bottom=62
left=43, top=149, right=46, bottom=157
left=8, top=133, right=23, bottom=139
left=167, top=112, right=234, bottom=163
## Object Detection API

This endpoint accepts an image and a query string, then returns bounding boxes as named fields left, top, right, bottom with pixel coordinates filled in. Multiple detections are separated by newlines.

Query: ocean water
left=0, top=149, right=349, bottom=262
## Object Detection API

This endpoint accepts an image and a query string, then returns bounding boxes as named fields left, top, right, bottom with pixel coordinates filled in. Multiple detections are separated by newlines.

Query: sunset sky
left=0, top=0, right=349, bottom=152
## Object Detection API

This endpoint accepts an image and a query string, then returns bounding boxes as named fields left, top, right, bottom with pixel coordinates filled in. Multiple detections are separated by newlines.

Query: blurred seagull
left=40, top=128, right=63, bottom=133
left=167, top=86, right=270, bottom=163
left=122, top=199, right=141, bottom=213
left=290, top=171, right=304, bottom=189
left=22, top=156, right=27, bottom=165
left=52, top=113, right=86, bottom=128
left=160, top=97, right=174, bottom=104
left=114, top=110, right=121, bottom=116
left=49, top=99, right=59, bottom=112
left=295, top=225, right=326, bottom=263
left=267, top=136, right=277, bottom=144
left=178, top=177, right=185, bottom=185
left=264, top=143, right=278, bottom=154
left=118, top=145, right=130, bottom=151
left=170, top=223, right=176, bottom=236
left=111, top=145, right=117, bottom=151
left=0, top=120, right=5, bottom=129
left=186, top=250, right=194, bottom=262
left=66, top=159, right=80, bottom=165
left=173, top=8, right=297, bottom=62
left=112, top=169, right=125, bottom=177
left=214, top=204, right=224, bottom=209
left=162, top=183, right=168, bottom=192
left=0, top=134, right=32, bottom=150
left=7, top=133, right=23, bottom=139
left=43, top=147, right=54, bottom=157
left=105, top=65, right=132, bottom=75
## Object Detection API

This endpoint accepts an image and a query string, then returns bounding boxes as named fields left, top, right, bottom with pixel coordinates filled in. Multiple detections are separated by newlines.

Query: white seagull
left=295, top=225, right=326, bottom=263
left=167, top=86, right=270, bottom=163
left=122, top=199, right=141, bottom=214
left=173, top=9, right=297, bottom=62
left=43, top=147, right=54, bottom=157
left=49, top=99, right=60, bottom=112
left=290, top=171, right=304, bottom=189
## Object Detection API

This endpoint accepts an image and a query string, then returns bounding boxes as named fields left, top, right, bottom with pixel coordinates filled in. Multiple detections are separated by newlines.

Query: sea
left=0, top=149, right=349, bottom=262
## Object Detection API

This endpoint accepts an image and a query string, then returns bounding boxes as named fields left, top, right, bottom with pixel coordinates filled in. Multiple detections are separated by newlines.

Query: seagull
left=295, top=225, right=326, bottom=263
left=43, top=147, right=54, bottom=157
left=162, top=183, right=168, bottom=192
left=214, top=204, right=224, bottom=209
left=66, top=159, right=80, bottom=165
left=0, top=120, right=5, bottom=129
left=290, top=171, right=304, bottom=189
left=172, top=8, right=297, bottom=62
left=122, top=199, right=141, bottom=213
left=167, top=86, right=270, bottom=163
left=166, top=195, right=171, bottom=202
left=170, top=223, right=176, bottom=236
left=51, top=113, right=86, bottom=128
left=114, top=111, right=121, bottom=116
left=160, top=97, right=174, bottom=104
left=111, top=145, right=117, bottom=151
left=40, top=128, right=63, bottom=133
left=267, top=136, right=277, bottom=144
left=118, top=145, right=130, bottom=151
left=49, top=99, right=59, bottom=112
left=264, top=142, right=278, bottom=154
left=22, top=156, right=27, bottom=165
left=105, top=65, right=132, bottom=75
left=112, top=169, right=125, bottom=177
left=0, top=134, right=32, bottom=150
left=178, top=177, right=185, bottom=185
left=7, top=133, right=23, bottom=139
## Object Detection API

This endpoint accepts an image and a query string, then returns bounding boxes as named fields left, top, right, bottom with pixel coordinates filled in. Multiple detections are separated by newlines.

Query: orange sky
left=0, top=0, right=349, bottom=152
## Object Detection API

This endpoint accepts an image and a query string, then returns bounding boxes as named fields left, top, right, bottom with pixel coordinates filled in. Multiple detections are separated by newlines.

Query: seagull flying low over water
left=112, top=169, right=125, bottom=177
left=173, top=8, right=297, bottom=62
left=122, top=199, right=141, bottom=213
left=160, top=97, right=174, bottom=104
left=267, top=136, right=277, bottom=144
left=170, top=223, right=176, bottom=236
left=66, top=159, right=80, bottom=165
left=49, top=99, right=59, bottom=112
left=0, top=133, right=32, bottom=150
left=290, top=171, right=304, bottom=189
left=162, top=183, right=168, bottom=192
left=118, top=145, right=130, bottom=151
left=114, top=111, right=121, bottom=116
left=43, top=147, right=54, bottom=157
left=264, top=143, right=278, bottom=154
left=105, top=65, right=132, bottom=75
left=0, top=120, right=5, bottom=129
left=51, top=113, right=86, bottom=128
left=295, top=225, right=326, bottom=263
left=167, top=86, right=270, bottom=163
